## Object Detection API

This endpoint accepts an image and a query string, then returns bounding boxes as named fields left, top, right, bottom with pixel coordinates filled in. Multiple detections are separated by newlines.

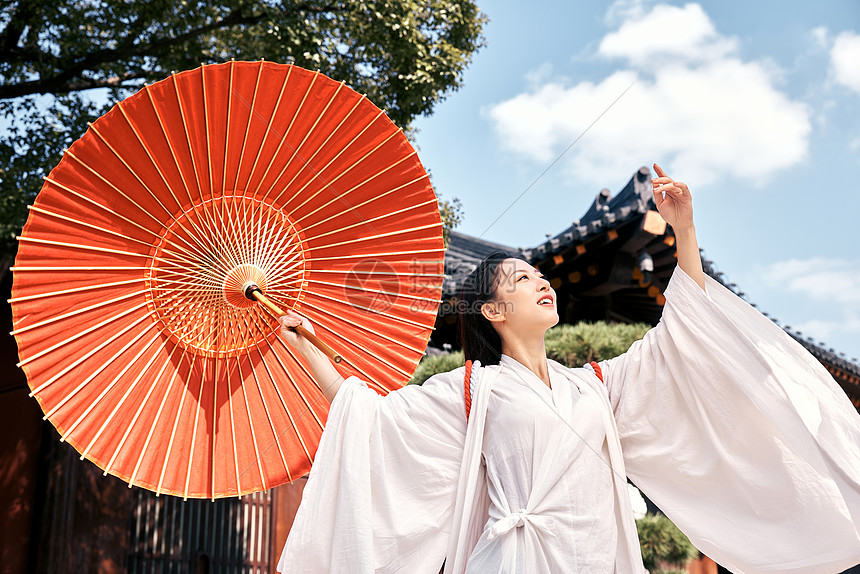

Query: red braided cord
left=464, top=360, right=473, bottom=421
left=589, top=361, right=604, bottom=383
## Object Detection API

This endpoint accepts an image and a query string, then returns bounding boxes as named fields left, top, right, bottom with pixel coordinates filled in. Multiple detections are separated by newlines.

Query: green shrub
left=409, top=350, right=465, bottom=385
left=544, top=321, right=650, bottom=367
left=410, top=321, right=650, bottom=384
left=636, top=513, right=698, bottom=571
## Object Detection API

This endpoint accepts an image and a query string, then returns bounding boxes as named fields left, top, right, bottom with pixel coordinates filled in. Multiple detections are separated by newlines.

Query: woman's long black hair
left=457, top=252, right=511, bottom=366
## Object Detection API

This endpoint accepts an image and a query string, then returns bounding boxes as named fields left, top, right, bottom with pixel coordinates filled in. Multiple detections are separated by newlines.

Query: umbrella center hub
left=223, top=264, right=267, bottom=309
left=145, top=194, right=308, bottom=358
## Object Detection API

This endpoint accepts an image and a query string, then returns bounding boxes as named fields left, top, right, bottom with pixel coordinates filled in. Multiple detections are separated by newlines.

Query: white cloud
left=794, top=316, right=860, bottom=346
left=762, top=258, right=860, bottom=305
left=759, top=258, right=860, bottom=352
left=810, top=26, right=830, bottom=50
left=831, top=31, right=860, bottom=94
left=599, top=3, right=737, bottom=67
left=485, top=2, right=811, bottom=187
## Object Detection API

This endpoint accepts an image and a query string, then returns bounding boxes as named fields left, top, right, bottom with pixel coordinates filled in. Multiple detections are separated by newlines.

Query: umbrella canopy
left=11, top=61, right=445, bottom=499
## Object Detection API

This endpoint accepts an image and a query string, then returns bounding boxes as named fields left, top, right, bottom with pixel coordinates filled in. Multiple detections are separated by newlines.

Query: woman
left=277, top=166, right=860, bottom=573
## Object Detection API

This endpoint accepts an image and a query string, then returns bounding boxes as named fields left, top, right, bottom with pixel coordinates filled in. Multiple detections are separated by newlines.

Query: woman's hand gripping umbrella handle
left=243, top=284, right=342, bottom=364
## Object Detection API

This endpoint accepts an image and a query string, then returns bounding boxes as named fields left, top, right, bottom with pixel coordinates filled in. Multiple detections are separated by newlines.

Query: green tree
left=0, top=0, right=485, bottom=261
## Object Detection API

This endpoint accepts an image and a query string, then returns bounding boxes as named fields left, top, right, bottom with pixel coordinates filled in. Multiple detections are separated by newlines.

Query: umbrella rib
left=87, top=122, right=219, bottom=260
left=152, top=350, right=196, bottom=495
left=157, top=289, right=222, bottom=351
left=114, top=99, right=220, bottom=262
left=215, top=352, right=225, bottom=500
left=256, top=223, right=304, bottom=280
left=303, top=247, right=446, bottom=263
left=170, top=73, right=219, bottom=249
left=27, top=205, right=162, bottom=251
left=70, top=331, right=167, bottom=454
left=243, top=64, right=294, bottom=198
left=11, top=289, right=146, bottom=336
left=41, top=176, right=202, bottom=260
left=249, top=315, right=322, bottom=432
left=44, top=320, right=158, bottom=423
left=243, top=338, right=291, bottom=481
left=210, top=196, right=246, bottom=270
left=259, top=80, right=345, bottom=200
left=58, top=151, right=191, bottom=250
left=219, top=312, right=245, bottom=499
left=279, top=126, right=401, bottom=216
left=40, top=177, right=210, bottom=268
left=235, top=195, right=251, bottom=268
left=259, top=259, right=305, bottom=287
left=305, top=221, right=442, bottom=253
left=267, top=104, right=383, bottom=209
left=296, top=171, right=429, bottom=232
left=234, top=352, right=266, bottom=493
left=285, top=290, right=431, bottom=329
left=203, top=64, right=215, bottom=214
left=8, top=277, right=144, bottom=304
left=17, top=236, right=148, bottom=259
left=260, top=334, right=324, bottom=450
left=269, top=88, right=365, bottom=202
left=144, top=82, right=224, bottom=258
left=303, top=197, right=440, bottom=241
left=308, top=268, right=445, bottom=278
left=183, top=350, right=209, bottom=500
left=12, top=265, right=149, bottom=272
left=252, top=71, right=319, bottom=201
left=306, top=277, right=440, bottom=304
left=247, top=201, right=280, bottom=270
left=291, top=293, right=427, bottom=355
left=19, top=300, right=150, bottom=370
left=253, top=208, right=301, bottom=275
left=232, top=60, right=264, bottom=193
left=150, top=269, right=222, bottom=291
left=171, top=75, right=244, bottom=271
left=104, top=343, right=183, bottom=479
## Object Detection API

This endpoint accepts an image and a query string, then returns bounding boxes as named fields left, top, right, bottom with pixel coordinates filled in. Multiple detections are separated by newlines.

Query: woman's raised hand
left=651, top=163, right=706, bottom=291
left=651, top=163, right=694, bottom=231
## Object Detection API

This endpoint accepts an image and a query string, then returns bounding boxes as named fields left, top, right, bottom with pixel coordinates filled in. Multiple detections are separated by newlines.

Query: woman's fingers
left=279, top=311, right=315, bottom=340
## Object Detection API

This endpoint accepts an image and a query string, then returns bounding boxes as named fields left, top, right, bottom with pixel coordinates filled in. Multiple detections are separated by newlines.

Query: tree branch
left=0, top=4, right=266, bottom=99
left=0, top=0, right=43, bottom=63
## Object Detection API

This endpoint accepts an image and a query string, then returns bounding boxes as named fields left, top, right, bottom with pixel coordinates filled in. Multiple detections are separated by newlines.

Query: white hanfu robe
left=278, top=267, right=860, bottom=573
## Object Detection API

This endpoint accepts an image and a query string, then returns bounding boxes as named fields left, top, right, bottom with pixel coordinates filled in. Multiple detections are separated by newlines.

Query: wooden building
left=1, top=167, right=858, bottom=573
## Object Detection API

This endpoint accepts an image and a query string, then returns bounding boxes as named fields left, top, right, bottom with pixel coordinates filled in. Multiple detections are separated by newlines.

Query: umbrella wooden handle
left=246, top=287, right=342, bottom=363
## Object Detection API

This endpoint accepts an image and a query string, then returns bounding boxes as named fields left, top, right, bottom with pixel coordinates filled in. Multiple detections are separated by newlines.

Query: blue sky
left=413, top=0, right=860, bottom=358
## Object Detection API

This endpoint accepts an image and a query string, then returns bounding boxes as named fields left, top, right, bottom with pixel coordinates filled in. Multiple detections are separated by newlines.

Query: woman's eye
left=517, top=275, right=528, bottom=281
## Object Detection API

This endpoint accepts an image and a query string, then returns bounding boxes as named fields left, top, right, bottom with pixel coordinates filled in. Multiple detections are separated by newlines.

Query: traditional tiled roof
left=523, top=166, right=655, bottom=262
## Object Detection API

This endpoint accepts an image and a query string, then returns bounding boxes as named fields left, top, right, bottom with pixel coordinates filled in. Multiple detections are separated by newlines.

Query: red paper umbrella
left=11, top=61, right=445, bottom=499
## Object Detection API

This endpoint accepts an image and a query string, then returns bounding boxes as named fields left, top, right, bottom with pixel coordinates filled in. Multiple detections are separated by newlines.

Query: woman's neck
left=500, top=336, right=551, bottom=388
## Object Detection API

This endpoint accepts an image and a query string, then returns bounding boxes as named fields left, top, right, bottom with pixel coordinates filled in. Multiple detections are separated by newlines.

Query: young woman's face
left=485, top=258, right=558, bottom=334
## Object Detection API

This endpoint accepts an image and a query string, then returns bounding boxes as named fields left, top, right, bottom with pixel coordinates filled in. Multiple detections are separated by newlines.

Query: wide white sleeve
left=277, top=368, right=467, bottom=573
left=601, top=267, right=860, bottom=574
